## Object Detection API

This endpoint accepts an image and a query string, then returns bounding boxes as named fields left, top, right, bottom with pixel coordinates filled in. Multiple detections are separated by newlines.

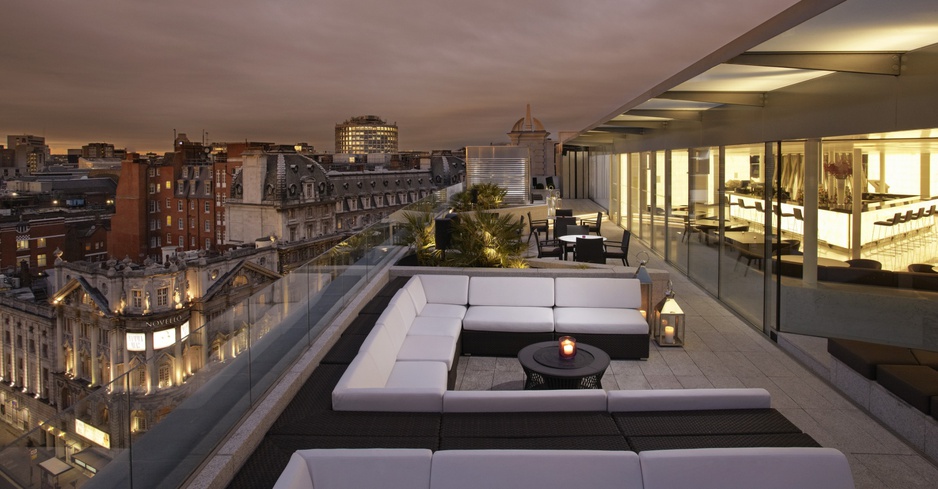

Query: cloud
left=0, top=0, right=798, bottom=153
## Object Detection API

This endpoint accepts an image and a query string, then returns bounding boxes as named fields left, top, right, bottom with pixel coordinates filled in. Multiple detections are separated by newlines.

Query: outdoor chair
left=553, top=216, right=576, bottom=240
left=575, top=237, right=606, bottom=264
left=527, top=212, right=548, bottom=245
left=563, top=225, right=589, bottom=260
left=556, top=208, right=573, bottom=217
left=604, top=229, right=631, bottom=266
left=535, top=234, right=563, bottom=259
left=846, top=259, right=883, bottom=270
left=580, top=211, right=603, bottom=235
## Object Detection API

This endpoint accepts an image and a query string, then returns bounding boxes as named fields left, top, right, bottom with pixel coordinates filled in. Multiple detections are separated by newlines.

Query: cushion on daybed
left=442, top=390, right=608, bottom=413
left=827, top=337, right=918, bottom=379
left=429, top=450, right=642, bottom=489
left=272, top=448, right=432, bottom=489
left=638, top=447, right=855, bottom=489
left=875, top=364, right=938, bottom=414
left=607, top=388, right=771, bottom=412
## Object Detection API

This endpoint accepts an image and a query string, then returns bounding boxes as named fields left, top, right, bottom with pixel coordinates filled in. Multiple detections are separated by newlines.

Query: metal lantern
left=634, top=251, right=654, bottom=328
left=653, top=281, right=685, bottom=347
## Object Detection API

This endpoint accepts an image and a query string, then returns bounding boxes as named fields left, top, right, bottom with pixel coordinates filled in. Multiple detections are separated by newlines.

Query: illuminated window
left=37, top=237, right=46, bottom=248
left=36, top=254, right=46, bottom=267
left=133, top=411, right=147, bottom=432
left=158, top=364, right=171, bottom=388
left=156, top=287, right=168, bottom=307
left=16, top=238, right=28, bottom=251
left=166, top=180, right=171, bottom=190
left=131, top=290, right=143, bottom=308
left=166, top=216, right=172, bottom=226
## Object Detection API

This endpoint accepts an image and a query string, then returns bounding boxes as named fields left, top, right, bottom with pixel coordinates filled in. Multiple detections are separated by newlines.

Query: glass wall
left=687, top=147, right=720, bottom=296
left=618, top=131, right=938, bottom=350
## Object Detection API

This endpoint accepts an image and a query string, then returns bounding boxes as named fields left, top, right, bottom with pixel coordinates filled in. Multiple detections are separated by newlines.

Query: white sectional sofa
left=332, top=273, right=656, bottom=412
left=273, top=447, right=856, bottom=489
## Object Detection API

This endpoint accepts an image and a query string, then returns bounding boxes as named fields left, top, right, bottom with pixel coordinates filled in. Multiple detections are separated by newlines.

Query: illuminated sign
left=75, top=419, right=110, bottom=449
left=153, top=328, right=176, bottom=350
left=180, top=321, right=190, bottom=341
left=126, top=333, right=146, bottom=352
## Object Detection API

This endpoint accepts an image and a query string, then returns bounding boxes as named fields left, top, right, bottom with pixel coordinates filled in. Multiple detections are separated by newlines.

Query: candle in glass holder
left=559, top=336, right=577, bottom=358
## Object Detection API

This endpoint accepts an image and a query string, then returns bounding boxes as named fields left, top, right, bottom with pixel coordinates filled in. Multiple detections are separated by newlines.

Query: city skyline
left=1, top=0, right=799, bottom=154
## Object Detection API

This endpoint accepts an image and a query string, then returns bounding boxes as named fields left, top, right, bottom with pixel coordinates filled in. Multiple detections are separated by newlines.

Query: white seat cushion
left=408, top=316, right=462, bottom=339
left=607, top=388, right=771, bottom=412
left=553, top=307, right=647, bottom=334
left=273, top=449, right=432, bottom=489
left=468, top=276, right=554, bottom=307
left=403, top=276, right=429, bottom=312
left=639, top=447, right=855, bottom=489
left=418, top=303, right=467, bottom=320
left=398, top=335, right=459, bottom=369
left=462, top=306, right=554, bottom=332
left=429, top=450, right=642, bottom=489
left=443, top=390, right=608, bottom=413
left=386, top=360, right=448, bottom=389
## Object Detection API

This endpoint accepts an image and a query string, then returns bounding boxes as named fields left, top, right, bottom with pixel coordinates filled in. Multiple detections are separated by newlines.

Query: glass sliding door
left=687, top=147, right=720, bottom=295
left=720, top=144, right=766, bottom=326
left=667, top=150, right=689, bottom=271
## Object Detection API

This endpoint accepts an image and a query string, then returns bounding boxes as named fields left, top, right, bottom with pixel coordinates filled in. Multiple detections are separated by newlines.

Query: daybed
left=273, top=446, right=855, bottom=489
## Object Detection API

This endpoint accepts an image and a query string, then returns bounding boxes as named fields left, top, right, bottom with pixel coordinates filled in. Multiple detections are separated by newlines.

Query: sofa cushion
left=398, top=335, right=459, bottom=369
left=418, top=303, right=468, bottom=320
left=827, top=337, right=917, bottom=379
left=555, top=277, right=641, bottom=309
left=403, top=275, right=429, bottom=312
left=418, top=274, right=470, bottom=305
left=468, top=276, right=554, bottom=307
left=273, top=448, right=432, bottom=489
left=442, top=390, right=608, bottom=413
left=462, top=306, right=554, bottom=332
left=389, top=289, right=419, bottom=325
left=639, top=447, right=855, bottom=489
left=408, top=316, right=463, bottom=339
left=876, top=364, right=938, bottom=414
left=553, top=307, right=647, bottom=334
left=607, top=388, right=771, bottom=412
left=336, top=350, right=390, bottom=390
left=360, top=326, right=404, bottom=368
left=386, top=360, right=448, bottom=389
left=429, top=450, right=641, bottom=489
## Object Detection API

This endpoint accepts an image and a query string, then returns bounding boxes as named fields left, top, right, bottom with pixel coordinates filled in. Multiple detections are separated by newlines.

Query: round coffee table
left=518, top=341, right=611, bottom=390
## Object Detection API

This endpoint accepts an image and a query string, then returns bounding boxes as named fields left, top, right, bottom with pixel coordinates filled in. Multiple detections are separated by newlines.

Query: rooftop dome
left=511, top=104, right=546, bottom=132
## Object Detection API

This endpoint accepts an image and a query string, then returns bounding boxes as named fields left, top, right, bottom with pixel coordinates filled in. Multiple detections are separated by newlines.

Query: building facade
left=334, top=115, right=399, bottom=154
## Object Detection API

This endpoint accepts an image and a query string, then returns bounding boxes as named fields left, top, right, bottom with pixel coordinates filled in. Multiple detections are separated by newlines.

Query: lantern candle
left=559, top=336, right=577, bottom=359
left=664, top=326, right=675, bottom=344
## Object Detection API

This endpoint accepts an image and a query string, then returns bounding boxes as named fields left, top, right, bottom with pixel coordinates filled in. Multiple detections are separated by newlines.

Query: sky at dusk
left=1, top=0, right=798, bottom=154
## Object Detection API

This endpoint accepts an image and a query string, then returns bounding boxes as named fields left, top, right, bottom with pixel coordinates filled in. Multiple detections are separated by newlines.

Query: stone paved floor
left=456, top=199, right=938, bottom=489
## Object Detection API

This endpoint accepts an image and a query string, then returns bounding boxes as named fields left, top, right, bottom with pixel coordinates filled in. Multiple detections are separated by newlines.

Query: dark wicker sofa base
left=461, top=330, right=649, bottom=360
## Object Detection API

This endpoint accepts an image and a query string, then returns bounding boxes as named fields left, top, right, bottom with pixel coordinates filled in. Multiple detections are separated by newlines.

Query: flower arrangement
left=824, top=153, right=852, bottom=179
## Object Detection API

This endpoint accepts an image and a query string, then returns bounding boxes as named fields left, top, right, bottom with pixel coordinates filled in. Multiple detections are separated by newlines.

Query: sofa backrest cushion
left=273, top=448, right=432, bottom=489
left=555, top=277, right=641, bottom=309
left=360, top=329, right=401, bottom=376
left=429, top=450, right=641, bottom=489
left=388, top=289, right=418, bottom=326
left=334, top=350, right=390, bottom=390
left=607, top=388, right=771, bottom=412
left=639, top=447, right=855, bottom=489
left=403, top=276, right=429, bottom=312
left=442, top=390, right=608, bottom=413
left=417, top=275, right=470, bottom=304
left=468, top=276, right=554, bottom=307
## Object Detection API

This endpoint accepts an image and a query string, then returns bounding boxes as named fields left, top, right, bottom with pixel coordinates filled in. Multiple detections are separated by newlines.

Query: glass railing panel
left=0, top=183, right=463, bottom=488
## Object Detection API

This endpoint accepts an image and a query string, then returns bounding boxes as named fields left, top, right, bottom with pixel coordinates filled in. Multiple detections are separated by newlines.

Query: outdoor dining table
left=558, top=234, right=606, bottom=260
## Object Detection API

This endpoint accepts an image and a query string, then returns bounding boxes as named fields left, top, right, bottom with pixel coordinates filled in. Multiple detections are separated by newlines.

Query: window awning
left=73, top=447, right=112, bottom=474
left=39, top=457, right=72, bottom=477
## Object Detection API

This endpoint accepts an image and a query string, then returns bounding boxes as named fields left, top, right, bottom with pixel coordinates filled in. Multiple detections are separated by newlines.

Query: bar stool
left=792, top=207, right=805, bottom=236
left=773, top=205, right=794, bottom=235
left=753, top=201, right=766, bottom=233
left=873, top=212, right=902, bottom=258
